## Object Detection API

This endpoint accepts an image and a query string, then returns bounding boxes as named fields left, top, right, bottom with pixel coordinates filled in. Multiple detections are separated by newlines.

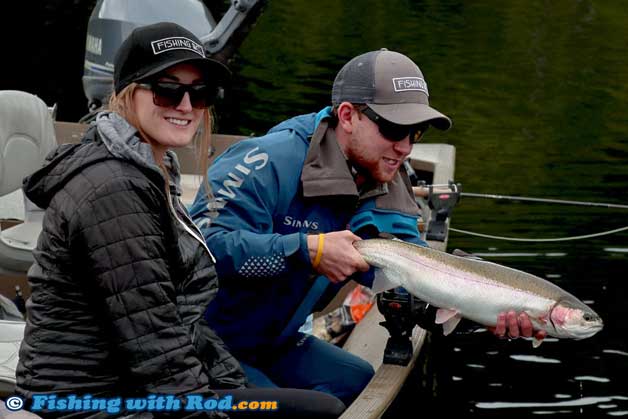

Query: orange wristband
left=312, top=233, right=325, bottom=268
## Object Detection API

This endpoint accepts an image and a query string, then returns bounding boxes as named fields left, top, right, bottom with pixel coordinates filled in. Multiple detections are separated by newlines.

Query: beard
left=348, top=152, right=398, bottom=184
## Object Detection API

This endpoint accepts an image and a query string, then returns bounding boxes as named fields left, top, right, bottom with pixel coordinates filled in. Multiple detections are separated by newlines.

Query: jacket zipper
left=167, top=193, right=216, bottom=264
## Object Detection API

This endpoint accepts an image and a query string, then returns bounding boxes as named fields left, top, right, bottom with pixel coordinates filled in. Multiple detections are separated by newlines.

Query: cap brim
left=137, top=57, right=231, bottom=86
left=367, top=103, right=452, bottom=130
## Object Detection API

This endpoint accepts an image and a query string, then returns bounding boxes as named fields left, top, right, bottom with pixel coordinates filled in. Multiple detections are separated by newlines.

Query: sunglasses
left=359, top=106, right=429, bottom=143
left=137, top=81, right=217, bottom=109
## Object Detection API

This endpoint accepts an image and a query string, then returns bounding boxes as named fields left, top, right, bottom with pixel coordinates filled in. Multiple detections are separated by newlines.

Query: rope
left=449, top=225, right=628, bottom=242
left=420, top=186, right=628, bottom=242
left=461, top=192, right=628, bottom=210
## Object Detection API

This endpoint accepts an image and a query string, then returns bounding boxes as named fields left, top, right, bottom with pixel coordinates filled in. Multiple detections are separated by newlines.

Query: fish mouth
left=572, top=323, right=604, bottom=340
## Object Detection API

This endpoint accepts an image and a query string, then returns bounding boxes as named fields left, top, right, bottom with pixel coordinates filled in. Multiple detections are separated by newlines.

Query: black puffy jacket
left=16, top=118, right=246, bottom=405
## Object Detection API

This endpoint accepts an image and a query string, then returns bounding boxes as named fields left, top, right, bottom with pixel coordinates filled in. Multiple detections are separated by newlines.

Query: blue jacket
left=189, top=108, right=424, bottom=360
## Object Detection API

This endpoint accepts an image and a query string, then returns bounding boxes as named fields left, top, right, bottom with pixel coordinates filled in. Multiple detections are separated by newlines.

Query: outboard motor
left=82, top=0, right=264, bottom=115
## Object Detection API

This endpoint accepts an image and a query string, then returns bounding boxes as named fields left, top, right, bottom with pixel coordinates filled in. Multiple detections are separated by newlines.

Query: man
left=189, top=49, right=542, bottom=405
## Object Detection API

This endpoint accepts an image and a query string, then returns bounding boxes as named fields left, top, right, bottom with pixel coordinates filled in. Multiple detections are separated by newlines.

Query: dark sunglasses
left=359, top=106, right=429, bottom=143
left=137, top=81, right=217, bottom=109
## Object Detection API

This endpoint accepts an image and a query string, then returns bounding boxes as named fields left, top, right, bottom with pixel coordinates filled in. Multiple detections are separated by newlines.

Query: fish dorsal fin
left=452, top=248, right=485, bottom=261
left=435, top=308, right=462, bottom=336
left=371, top=268, right=398, bottom=294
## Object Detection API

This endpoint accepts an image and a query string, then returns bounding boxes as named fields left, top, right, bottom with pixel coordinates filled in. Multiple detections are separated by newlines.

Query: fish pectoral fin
left=371, top=268, right=398, bottom=294
left=435, top=308, right=462, bottom=336
left=441, top=313, right=462, bottom=336
left=435, top=308, right=459, bottom=324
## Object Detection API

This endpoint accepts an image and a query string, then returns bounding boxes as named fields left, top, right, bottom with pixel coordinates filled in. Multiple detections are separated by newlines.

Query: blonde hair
left=108, top=83, right=214, bottom=199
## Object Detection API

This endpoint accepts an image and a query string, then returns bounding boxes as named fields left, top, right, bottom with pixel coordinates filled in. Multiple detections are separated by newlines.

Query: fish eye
left=583, top=314, right=593, bottom=321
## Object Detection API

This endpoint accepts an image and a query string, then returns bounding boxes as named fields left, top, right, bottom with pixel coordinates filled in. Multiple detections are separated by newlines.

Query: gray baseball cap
left=331, top=49, right=452, bottom=130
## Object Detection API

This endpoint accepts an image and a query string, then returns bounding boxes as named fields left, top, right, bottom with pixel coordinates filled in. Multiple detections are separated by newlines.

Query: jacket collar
left=96, top=111, right=182, bottom=195
left=301, top=114, right=388, bottom=201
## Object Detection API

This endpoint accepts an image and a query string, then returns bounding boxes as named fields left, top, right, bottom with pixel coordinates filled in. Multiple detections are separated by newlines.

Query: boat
left=0, top=1, right=457, bottom=417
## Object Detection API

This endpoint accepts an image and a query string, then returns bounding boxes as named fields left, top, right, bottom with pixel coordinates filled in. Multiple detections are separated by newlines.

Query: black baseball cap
left=113, top=22, right=231, bottom=94
left=332, top=49, right=451, bottom=130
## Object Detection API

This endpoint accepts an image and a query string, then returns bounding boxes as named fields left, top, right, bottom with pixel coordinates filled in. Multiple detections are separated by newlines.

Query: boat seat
left=0, top=91, right=57, bottom=274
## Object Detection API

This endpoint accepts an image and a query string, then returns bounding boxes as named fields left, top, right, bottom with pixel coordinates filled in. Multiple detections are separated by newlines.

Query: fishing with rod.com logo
left=5, top=394, right=278, bottom=414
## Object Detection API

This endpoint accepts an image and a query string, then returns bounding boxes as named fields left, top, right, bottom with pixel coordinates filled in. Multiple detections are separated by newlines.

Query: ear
left=336, top=102, right=356, bottom=134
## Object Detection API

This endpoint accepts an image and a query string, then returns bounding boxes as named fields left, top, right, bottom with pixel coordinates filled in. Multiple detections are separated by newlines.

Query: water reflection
left=510, top=354, right=561, bottom=364
left=574, top=376, right=611, bottom=383
left=476, top=395, right=628, bottom=409
left=604, top=248, right=628, bottom=254
left=603, top=349, right=628, bottom=357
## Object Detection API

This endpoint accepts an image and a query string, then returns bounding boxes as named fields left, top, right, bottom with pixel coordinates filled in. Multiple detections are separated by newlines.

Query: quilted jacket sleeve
left=67, top=166, right=211, bottom=395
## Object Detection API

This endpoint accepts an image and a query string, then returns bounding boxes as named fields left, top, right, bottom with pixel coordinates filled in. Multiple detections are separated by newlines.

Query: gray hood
left=24, top=112, right=182, bottom=209
left=96, top=112, right=182, bottom=195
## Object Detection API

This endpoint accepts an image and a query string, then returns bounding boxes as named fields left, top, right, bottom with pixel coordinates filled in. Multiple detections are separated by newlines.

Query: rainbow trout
left=354, top=239, right=603, bottom=346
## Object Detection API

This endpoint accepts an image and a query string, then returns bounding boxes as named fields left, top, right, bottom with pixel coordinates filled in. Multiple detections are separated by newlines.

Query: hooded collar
left=96, top=112, right=182, bottom=196
left=23, top=112, right=183, bottom=209
left=300, top=108, right=388, bottom=202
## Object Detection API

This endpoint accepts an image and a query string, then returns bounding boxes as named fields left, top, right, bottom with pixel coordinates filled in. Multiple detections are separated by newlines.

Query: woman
left=16, top=22, right=345, bottom=418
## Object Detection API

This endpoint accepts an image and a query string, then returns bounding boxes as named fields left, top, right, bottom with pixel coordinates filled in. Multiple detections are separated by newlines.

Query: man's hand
left=308, top=231, right=370, bottom=283
left=491, top=311, right=547, bottom=342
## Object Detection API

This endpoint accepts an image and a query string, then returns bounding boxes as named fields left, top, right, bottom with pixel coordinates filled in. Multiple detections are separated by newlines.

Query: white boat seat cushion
left=1, top=218, right=43, bottom=251
left=0, top=319, right=26, bottom=384
left=0, top=90, right=56, bottom=196
left=0, top=90, right=56, bottom=272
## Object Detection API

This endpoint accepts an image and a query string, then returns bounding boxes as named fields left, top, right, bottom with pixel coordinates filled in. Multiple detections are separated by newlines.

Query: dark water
left=4, top=0, right=628, bottom=416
